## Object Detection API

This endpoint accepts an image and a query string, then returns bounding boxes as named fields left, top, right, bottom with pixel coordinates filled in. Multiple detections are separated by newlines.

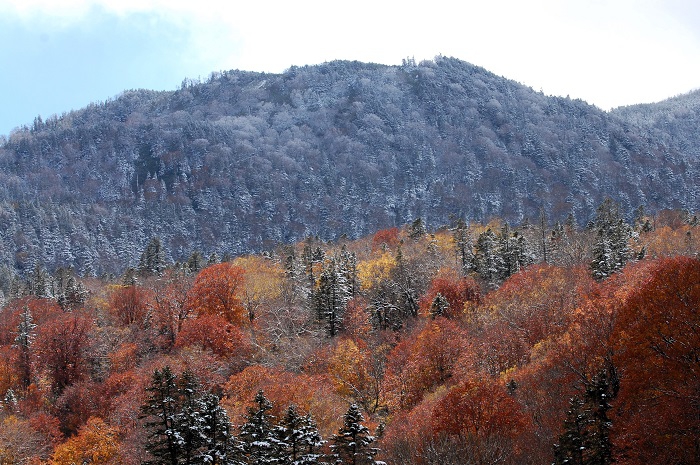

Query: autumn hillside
left=0, top=202, right=698, bottom=464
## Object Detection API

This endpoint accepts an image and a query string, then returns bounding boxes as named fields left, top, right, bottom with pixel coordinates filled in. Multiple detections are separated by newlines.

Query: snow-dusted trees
left=274, top=405, right=325, bottom=465
left=140, top=367, right=235, bottom=465
left=590, top=198, right=632, bottom=280
left=329, top=404, right=380, bottom=465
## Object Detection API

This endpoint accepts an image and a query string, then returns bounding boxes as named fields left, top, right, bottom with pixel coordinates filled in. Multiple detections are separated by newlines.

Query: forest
left=0, top=199, right=698, bottom=464
left=1, top=56, right=699, bottom=276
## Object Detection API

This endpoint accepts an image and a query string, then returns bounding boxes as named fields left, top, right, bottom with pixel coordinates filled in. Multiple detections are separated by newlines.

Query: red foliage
left=186, top=263, right=246, bottom=325
left=33, top=312, right=95, bottom=396
left=109, top=285, right=152, bottom=326
left=175, top=313, right=251, bottom=360
left=371, top=227, right=400, bottom=251
left=418, top=270, right=480, bottom=318
left=611, top=256, right=700, bottom=464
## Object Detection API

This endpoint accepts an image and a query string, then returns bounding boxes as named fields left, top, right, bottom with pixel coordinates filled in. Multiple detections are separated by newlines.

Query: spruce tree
left=238, top=390, right=281, bottom=464
left=275, top=405, right=325, bottom=465
left=330, top=404, right=379, bottom=465
left=141, top=366, right=182, bottom=465
left=590, top=198, right=631, bottom=280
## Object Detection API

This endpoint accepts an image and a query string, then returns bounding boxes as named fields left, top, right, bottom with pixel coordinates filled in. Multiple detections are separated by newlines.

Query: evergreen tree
left=198, top=392, right=238, bottom=465
left=474, top=228, right=502, bottom=287
left=452, top=218, right=473, bottom=274
left=187, top=251, right=205, bottom=274
left=329, top=404, right=379, bottom=465
left=139, top=237, right=167, bottom=276
left=274, top=405, right=325, bottom=465
left=553, top=368, right=617, bottom=465
left=429, top=293, right=449, bottom=319
left=590, top=198, right=631, bottom=280
left=239, top=390, right=281, bottom=464
left=314, top=259, right=346, bottom=338
left=408, top=218, right=426, bottom=240
left=141, top=367, right=235, bottom=465
left=14, top=305, right=36, bottom=389
left=553, top=396, right=586, bottom=465
left=141, top=367, right=182, bottom=465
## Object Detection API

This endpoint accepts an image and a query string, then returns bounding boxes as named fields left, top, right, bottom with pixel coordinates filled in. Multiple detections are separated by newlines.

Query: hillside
left=0, top=56, right=698, bottom=274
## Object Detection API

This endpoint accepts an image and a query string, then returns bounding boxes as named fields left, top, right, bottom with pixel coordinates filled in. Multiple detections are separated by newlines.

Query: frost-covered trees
left=590, top=198, right=632, bottom=280
left=274, top=405, right=325, bottom=465
left=329, top=404, right=380, bottom=465
left=141, top=367, right=235, bottom=465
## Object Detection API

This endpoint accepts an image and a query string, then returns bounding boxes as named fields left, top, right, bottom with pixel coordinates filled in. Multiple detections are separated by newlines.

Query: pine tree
left=141, top=366, right=182, bottom=465
left=452, top=218, right=473, bottom=274
left=590, top=198, right=631, bottom=280
left=553, top=396, right=586, bottom=465
left=330, top=404, right=379, bottom=465
left=314, top=259, right=346, bottom=338
left=198, top=392, right=238, bottom=465
left=239, top=390, right=281, bottom=464
left=139, top=237, right=167, bottom=276
left=275, top=405, right=325, bottom=465
left=474, top=228, right=502, bottom=287
left=14, top=305, right=36, bottom=389
left=553, top=368, right=617, bottom=465
left=141, top=367, right=235, bottom=465
left=429, top=293, right=449, bottom=319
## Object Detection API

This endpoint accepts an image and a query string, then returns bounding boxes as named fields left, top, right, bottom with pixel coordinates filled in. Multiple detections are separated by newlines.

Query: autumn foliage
left=0, top=213, right=697, bottom=464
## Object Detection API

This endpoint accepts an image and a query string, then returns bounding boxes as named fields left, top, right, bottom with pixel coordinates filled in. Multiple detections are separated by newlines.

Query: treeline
left=0, top=203, right=698, bottom=464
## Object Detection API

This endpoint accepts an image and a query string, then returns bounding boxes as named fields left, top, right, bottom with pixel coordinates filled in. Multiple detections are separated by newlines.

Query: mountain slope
left=0, top=56, right=697, bottom=275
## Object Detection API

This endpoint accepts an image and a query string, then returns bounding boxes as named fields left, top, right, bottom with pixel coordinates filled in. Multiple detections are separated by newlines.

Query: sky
left=1, top=0, right=699, bottom=137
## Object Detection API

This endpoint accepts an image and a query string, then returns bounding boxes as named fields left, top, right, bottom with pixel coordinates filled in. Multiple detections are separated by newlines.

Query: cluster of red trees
left=0, top=214, right=698, bottom=464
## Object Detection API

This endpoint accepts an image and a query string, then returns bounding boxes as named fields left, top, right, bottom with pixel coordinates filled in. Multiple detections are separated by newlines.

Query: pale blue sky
left=1, top=0, right=700, bottom=137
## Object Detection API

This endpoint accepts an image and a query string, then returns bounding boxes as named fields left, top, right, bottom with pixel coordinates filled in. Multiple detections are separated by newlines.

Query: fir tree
left=274, top=405, right=325, bottom=465
left=14, top=305, right=36, bottom=389
left=429, top=293, right=449, bottom=319
left=141, top=366, right=182, bottom=465
left=141, top=367, right=235, bottom=465
left=553, top=368, right=617, bottom=465
left=239, top=390, right=281, bottom=464
left=590, top=198, right=632, bottom=280
left=330, top=404, right=379, bottom=465
left=452, top=218, right=473, bottom=274
left=139, top=237, right=167, bottom=276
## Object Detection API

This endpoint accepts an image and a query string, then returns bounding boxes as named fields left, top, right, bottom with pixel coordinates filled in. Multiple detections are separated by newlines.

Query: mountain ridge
left=0, top=56, right=698, bottom=275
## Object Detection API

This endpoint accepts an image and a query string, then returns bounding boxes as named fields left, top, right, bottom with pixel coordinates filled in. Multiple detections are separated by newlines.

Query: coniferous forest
left=0, top=57, right=699, bottom=464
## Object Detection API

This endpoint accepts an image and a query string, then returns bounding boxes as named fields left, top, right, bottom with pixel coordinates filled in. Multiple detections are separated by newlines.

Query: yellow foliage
left=356, top=252, right=395, bottom=290
left=50, top=417, right=121, bottom=465
left=233, top=255, right=285, bottom=303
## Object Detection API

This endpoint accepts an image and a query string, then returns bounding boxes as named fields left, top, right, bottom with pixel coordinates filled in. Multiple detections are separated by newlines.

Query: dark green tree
left=274, top=405, right=325, bottom=465
left=329, top=404, right=379, bottom=465
left=553, top=368, right=617, bottom=465
left=238, top=390, right=281, bottom=464
left=141, top=366, right=182, bottom=465
left=590, top=198, right=631, bottom=280
left=139, top=237, right=167, bottom=276
left=141, top=367, right=234, bottom=465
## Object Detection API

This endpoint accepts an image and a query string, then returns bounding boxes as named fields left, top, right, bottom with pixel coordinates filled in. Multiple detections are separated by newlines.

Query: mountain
left=0, top=56, right=698, bottom=275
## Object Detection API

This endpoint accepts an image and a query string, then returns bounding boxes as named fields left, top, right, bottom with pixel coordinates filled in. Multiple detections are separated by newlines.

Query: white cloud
left=1, top=0, right=699, bottom=109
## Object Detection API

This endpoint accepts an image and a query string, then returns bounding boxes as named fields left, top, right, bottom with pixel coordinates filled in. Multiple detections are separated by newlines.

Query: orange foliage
left=33, top=313, right=95, bottom=396
left=186, top=262, right=246, bottom=325
left=222, top=365, right=344, bottom=436
left=418, top=270, right=480, bottom=317
left=50, top=417, right=121, bottom=465
left=611, top=256, right=700, bottom=464
left=175, top=313, right=251, bottom=360
left=109, top=285, right=152, bottom=326
left=384, top=318, right=468, bottom=410
left=371, top=227, right=400, bottom=251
